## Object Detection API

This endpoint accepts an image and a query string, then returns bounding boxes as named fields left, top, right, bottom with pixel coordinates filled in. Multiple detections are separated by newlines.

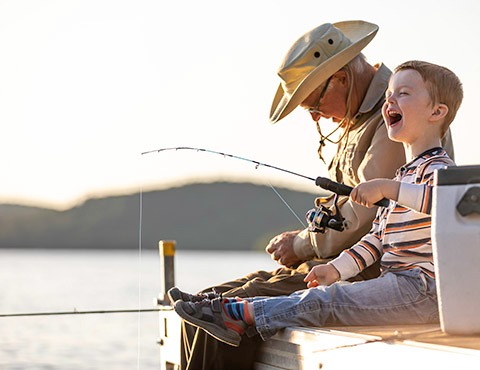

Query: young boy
left=170, top=60, right=464, bottom=347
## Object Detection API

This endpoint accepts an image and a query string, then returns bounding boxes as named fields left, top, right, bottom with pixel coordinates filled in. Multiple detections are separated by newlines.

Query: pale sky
left=1, top=0, right=479, bottom=209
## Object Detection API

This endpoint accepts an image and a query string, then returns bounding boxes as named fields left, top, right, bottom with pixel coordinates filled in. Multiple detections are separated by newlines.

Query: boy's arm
left=319, top=179, right=399, bottom=282
left=304, top=173, right=443, bottom=284
left=350, top=177, right=434, bottom=214
left=397, top=183, right=433, bottom=214
left=306, top=212, right=384, bottom=283
left=304, top=264, right=340, bottom=288
left=328, top=229, right=383, bottom=280
left=327, top=179, right=432, bottom=281
left=397, top=155, right=455, bottom=214
left=305, top=225, right=383, bottom=284
left=350, top=179, right=400, bottom=208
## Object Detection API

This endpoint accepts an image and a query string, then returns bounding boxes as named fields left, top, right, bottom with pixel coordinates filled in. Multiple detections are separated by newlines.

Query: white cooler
left=432, top=165, right=480, bottom=335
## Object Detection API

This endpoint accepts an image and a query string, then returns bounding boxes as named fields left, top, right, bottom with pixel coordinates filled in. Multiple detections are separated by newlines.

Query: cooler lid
left=435, top=165, right=480, bottom=186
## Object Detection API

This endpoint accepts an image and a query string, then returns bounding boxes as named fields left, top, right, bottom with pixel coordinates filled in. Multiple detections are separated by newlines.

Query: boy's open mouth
left=388, top=110, right=402, bottom=126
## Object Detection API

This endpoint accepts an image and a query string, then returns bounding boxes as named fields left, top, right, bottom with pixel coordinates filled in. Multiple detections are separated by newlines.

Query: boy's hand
left=304, top=264, right=340, bottom=288
left=350, top=179, right=400, bottom=208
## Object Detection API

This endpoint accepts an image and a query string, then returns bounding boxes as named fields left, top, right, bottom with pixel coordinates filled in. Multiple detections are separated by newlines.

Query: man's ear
left=332, top=70, right=348, bottom=87
left=430, top=103, right=449, bottom=122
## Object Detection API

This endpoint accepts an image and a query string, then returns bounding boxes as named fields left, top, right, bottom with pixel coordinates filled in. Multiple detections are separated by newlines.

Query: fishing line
left=0, top=308, right=163, bottom=317
left=137, top=184, right=144, bottom=370
left=267, top=183, right=306, bottom=228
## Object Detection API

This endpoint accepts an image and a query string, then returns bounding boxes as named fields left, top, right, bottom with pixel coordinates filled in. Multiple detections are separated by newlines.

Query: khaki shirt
left=293, top=63, right=454, bottom=259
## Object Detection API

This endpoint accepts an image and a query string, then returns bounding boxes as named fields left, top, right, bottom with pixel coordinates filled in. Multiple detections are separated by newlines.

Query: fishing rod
left=142, top=146, right=317, bottom=182
left=0, top=307, right=164, bottom=318
left=141, top=146, right=390, bottom=208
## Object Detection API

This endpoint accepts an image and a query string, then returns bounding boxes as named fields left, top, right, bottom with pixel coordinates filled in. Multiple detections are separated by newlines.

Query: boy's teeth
left=388, top=109, right=402, bottom=124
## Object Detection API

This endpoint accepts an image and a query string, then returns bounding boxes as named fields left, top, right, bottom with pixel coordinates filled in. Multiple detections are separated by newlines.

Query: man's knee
left=243, top=272, right=310, bottom=297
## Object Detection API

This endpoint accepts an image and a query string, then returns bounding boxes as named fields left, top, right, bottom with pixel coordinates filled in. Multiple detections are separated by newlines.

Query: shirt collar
left=397, top=147, right=446, bottom=177
left=410, top=147, right=446, bottom=165
left=355, top=63, right=392, bottom=118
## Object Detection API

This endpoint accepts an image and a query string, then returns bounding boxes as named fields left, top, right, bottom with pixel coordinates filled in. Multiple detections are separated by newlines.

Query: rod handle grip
left=315, top=177, right=390, bottom=208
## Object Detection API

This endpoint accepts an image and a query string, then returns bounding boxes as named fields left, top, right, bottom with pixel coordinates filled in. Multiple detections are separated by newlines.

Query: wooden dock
left=156, top=240, right=480, bottom=369
left=157, top=305, right=480, bottom=369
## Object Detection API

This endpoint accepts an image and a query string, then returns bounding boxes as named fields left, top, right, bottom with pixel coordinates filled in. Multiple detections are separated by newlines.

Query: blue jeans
left=248, top=268, right=439, bottom=340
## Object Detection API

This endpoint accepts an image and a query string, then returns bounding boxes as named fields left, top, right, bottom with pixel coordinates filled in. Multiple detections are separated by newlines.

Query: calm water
left=0, top=249, right=278, bottom=370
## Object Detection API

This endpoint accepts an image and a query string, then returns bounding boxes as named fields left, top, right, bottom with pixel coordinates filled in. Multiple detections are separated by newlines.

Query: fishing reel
left=305, top=194, right=346, bottom=233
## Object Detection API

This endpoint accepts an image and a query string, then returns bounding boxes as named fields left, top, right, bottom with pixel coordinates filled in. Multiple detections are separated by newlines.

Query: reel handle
left=315, top=177, right=390, bottom=208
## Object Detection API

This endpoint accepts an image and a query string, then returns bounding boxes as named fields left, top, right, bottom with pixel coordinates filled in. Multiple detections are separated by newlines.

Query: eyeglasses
left=304, top=76, right=332, bottom=114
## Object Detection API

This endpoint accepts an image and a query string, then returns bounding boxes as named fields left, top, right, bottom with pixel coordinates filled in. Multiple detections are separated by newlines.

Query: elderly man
left=171, top=20, right=454, bottom=369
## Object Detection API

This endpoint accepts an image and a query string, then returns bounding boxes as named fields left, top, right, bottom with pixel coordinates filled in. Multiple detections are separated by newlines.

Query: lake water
left=0, top=249, right=279, bottom=370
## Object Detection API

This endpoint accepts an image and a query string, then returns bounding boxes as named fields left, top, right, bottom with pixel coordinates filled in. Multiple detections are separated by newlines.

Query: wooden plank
left=322, top=324, right=480, bottom=351
left=253, top=363, right=287, bottom=370
left=254, top=326, right=372, bottom=370
left=254, top=338, right=303, bottom=369
left=255, top=325, right=480, bottom=370
left=157, top=308, right=480, bottom=370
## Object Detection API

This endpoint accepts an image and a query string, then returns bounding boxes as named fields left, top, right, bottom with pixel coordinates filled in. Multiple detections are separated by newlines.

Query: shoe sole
left=174, top=301, right=241, bottom=347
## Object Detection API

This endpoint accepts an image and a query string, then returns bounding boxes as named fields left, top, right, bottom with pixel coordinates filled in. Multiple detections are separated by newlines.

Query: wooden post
left=158, top=240, right=176, bottom=305
left=157, top=240, right=181, bottom=369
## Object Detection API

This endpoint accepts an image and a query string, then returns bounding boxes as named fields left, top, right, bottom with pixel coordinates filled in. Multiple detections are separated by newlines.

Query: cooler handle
left=456, top=186, right=480, bottom=216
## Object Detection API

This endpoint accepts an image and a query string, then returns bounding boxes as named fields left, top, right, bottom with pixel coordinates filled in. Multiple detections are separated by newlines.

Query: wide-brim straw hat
left=270, top=20, right=379, bottom=123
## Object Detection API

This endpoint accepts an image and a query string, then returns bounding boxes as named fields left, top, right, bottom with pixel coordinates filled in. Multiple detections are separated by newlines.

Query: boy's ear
left=430, top=103, right=449, bottom=122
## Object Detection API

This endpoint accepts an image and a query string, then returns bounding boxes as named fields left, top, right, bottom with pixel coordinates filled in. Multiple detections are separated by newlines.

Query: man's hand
left=265, top=230, right=304, bottom=268
left=304, top=264, right=340, bottom=288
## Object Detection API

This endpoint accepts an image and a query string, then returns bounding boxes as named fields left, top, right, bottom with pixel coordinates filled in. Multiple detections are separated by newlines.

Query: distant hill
left=0, top=182, right=323, bottom=250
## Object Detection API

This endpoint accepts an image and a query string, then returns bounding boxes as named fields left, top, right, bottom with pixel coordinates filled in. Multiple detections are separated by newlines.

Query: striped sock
left=222, top=297, right=243, bottom=304
left=222, top=300, right=253, bottom=325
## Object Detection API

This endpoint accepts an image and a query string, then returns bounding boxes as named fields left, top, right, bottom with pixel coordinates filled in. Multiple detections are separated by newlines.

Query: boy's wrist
left=381, top=179, right=400, bottom=201
left=329, top=264, right=341, bottom=282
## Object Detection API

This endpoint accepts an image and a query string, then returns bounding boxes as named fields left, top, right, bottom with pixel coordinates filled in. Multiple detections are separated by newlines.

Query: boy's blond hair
left=394, top=60, right=463, bottom=135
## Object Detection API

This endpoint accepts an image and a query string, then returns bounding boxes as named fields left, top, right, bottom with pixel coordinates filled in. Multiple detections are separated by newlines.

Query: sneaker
left=174, top=298, right=245, bottom=347
left=167, top=287, right=220, bottom=305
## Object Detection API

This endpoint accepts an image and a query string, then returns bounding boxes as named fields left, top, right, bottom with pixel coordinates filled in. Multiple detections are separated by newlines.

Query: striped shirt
left=330, top=147, right=454, bottom=280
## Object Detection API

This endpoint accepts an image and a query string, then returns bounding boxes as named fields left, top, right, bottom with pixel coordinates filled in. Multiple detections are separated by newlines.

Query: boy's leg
left=180, top=266, right=308, bottom=370
left=176, top=269, right=438, bottom=345
left=253, top=268, right=439, bottom=340
left=179, top=261, right=381, bottom=369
